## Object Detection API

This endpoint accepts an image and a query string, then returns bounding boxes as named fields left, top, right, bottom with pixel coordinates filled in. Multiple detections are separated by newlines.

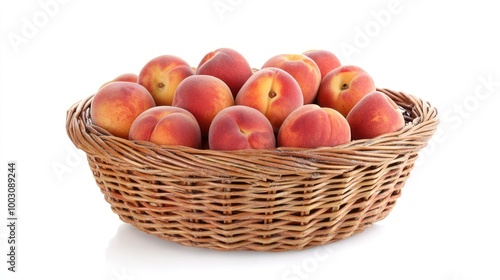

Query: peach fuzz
left=303, top=49, right=341, bottom=80
left=196, top=48, right=253, bottom=98
left=346, top=91, right=405, bottom=140
left=138, top=55, right=194, bottom=106
left=128, top=106, right=201, bottom=148
left=208, top=105, right=275, bottom=151
left=235, top=67, right=303, bottom=132
left=261, top=53, right=321, bottom=104
left=172, top=75, right=234, bottom=137
left=90, top=82, right=156, bottom=139
left=316, top=65, right=376, bottom=117
left=278, top=104, right=351, bottom=148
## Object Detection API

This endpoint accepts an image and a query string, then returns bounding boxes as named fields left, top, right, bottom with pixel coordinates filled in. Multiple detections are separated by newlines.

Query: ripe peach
left=208, top=105, right=276, bottom=150
left=111, top=73, right=138, bottom=83
left=235, top=67, right=303, bottom=132
left=138, top=55, right=194, bottom=106
left=278, top=104, right=351, bottom=148
left=129, top=106, right=201, bottom=148
left=316, top=65, right=376, bottom=117
left=172, top=75, right=234, bottom=137
left=100, top=73, right=138, bottom=87
left=303, top=49, right=341, bottom=80
left=261, top=53, right=321, bottom=104
left=196, top=48, right=253, bottom=98
left=346, top=91, right=405, bottom=140
left=90, top=82, right=156, bottom=139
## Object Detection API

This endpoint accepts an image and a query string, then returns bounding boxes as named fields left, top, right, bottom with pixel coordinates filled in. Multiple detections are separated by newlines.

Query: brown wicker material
left=66, top=88, right=439, bottom=251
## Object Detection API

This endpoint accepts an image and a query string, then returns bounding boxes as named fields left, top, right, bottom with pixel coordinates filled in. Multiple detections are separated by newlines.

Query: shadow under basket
left=66, top=88, right=439, bottom=252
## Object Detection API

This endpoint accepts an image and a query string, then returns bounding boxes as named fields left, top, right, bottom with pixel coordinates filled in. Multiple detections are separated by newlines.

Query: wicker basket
left=66, top=88, right=439, bottom=252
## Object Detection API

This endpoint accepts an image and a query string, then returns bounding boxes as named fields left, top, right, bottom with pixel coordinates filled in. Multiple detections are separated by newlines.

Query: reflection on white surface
left=103, top=221, right=387, bottom=279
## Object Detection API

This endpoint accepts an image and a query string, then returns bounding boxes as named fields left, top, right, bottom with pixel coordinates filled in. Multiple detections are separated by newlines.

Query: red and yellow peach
left=346, top=91, right=405, bottom=140
left=172, top=75, right=234, bottom=137
left=128, top=106, right=201, bottom=148
left=316, top=65, right=376, bottom=117
left=90, top=81, right=156, bottom=139
left=235, top=67, right=303, bottom=132
left=261, top=53, right=321, bottom=104
left=277, top=104, right=351, bottom=148
left=138, top=55, right=194, bottom=106
left=196, top=48, right=253, bottom=98
left=100, top=73, right=138, bottom=89
left=208, top=105, right=275, bottom=150
left=303, top=49, right=341, bottom=80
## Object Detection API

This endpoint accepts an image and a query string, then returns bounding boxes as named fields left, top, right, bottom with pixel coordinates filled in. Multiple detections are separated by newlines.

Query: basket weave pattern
left=66, top=88, right=438, bottom=251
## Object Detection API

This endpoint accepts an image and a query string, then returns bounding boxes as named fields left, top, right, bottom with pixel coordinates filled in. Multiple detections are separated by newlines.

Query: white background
left=1, top=1, right=499, bottom=279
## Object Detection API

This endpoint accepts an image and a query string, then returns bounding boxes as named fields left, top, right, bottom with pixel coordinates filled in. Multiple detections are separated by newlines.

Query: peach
left=346, top=91, right=405, bottom=140
left=99, top=73, right=138, bottom=88
left=303, top=49, right=341, bottom=80
left=172, top=75, right=234, bottom=137
left=261, top=53, right=321, bottom=104
left=196, top=48, right=253, bottom=98
left=138, top=55, right=194, bottom=106
left=129, top=106, right=201, bottom=148
left=278, top=104, right=351, bottom=148
left=235, top=67, right=303, bottom=132
left=208, top=105, right=276, bottom=150
left=110, top=73, right=138, bottom=83
left=90, top=82, right=156, bottom=139
left=316, top=65, right=376, bottom=117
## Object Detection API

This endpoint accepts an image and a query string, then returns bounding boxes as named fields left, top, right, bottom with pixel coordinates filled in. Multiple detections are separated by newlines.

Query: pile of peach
left=90, top=48, right=405, bottom=150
